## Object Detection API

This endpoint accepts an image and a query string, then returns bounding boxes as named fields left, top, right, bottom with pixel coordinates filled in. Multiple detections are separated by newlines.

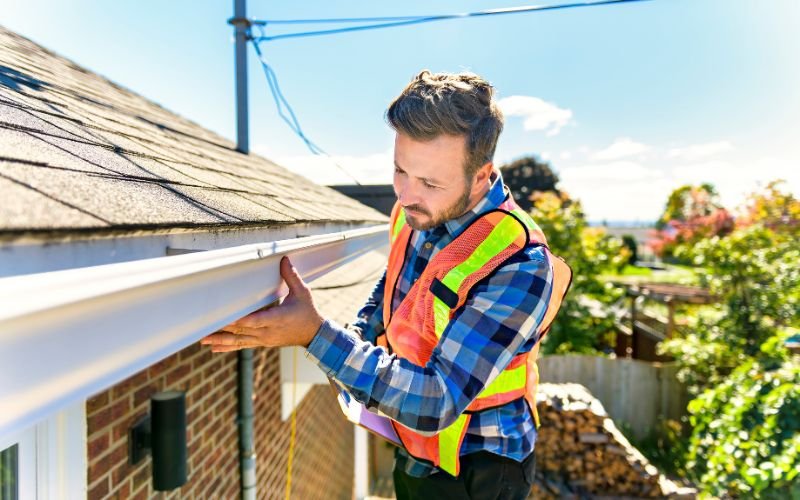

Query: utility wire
left=248, top=0, right=652, bottom=184
left=251, top=38, right=363, bottom=184
left=251, top=0, right=652, bottom=42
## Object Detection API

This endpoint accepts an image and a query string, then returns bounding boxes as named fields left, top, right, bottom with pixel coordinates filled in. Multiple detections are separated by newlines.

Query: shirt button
left=423, top=242, right=433, bottom=250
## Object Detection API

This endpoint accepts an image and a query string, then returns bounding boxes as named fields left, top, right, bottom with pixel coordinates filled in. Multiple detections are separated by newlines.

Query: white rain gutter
left=0, top=224, right=387, bottom=443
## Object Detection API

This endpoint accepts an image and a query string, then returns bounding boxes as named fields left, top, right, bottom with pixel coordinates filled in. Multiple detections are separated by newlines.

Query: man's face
left=393, top=132, right=473, bottom=231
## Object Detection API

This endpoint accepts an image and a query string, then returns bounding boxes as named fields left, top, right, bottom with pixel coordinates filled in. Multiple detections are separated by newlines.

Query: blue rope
left=251, top=0, right=652, bottom=42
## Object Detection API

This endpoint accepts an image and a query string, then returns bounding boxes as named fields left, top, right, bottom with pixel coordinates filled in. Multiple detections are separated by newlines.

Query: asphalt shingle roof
left=0, top=27, right=387, bottom=234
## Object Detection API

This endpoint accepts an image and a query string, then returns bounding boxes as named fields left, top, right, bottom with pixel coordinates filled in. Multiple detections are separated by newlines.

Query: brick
left=178, top=342, right=202, bottom=361
left=202, top=359, right=223, bottom=379
left=87, top=440, right=128, bottom=478
left=191, top=348, right=213, bottom=369
left=87, top=391, right=110, bottom=414
left=110, top=461, right=133, bottom=486
left=111, top=479, right=131, bottom=500
left=91, top=440, right=129, bottom=479
left=88, top=398, right=131, bottom=432
left=132, top=462, right=150, bottom=491
left=133, top=383, right=159, bottom=408
left=130, top=485, right=149, bottom=500
left=188, top=371, right=202, bottom=388
left=87, top=477, right=109, bottom=500
left=87, top=432, right=110, bottom=458
left=112, top=414, right=141, bottom=442
left=148, top=356, right=175, bottom=379
left=112, top=369, right=151, bottom=400
left=165, top=363, right=191, bottom=386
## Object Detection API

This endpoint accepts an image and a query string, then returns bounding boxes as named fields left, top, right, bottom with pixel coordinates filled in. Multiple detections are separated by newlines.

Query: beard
left=404, top=182, right=472, bottom=231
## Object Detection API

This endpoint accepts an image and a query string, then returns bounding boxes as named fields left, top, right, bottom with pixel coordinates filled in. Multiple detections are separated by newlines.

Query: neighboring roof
left=0, top=27, right=387, bottom=236
left=310, top=248, right=386, bottom=324
left=330, top=184, right=396, bottom=217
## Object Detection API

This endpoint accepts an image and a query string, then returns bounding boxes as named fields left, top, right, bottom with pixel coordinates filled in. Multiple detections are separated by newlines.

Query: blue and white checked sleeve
left=306, top=246, right=553, bottom=434
left=344, top=269, right=386, bottom=344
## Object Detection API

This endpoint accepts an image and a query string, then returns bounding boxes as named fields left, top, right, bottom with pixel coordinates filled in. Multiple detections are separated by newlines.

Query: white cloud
left=497, top=95, right=573, bottom=136
left=561, top=161, right=664, bottom=182
left=592, top=137, right=650, bottom=161
left=670, top=156, right=798, bottom=208
left=562, top=177, right=675, bottom=222
left=254, top=145, right=394, bottom=185
left=556, top=154, right=798, bottom=222
left=667, top=141, right=734, bottom=161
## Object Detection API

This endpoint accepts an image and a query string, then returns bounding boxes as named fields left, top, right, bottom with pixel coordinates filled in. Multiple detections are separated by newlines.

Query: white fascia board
left=0, top=224, right=388, bottom=442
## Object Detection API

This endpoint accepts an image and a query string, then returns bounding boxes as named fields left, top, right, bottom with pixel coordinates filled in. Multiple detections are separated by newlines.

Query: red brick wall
left=86, top=343, right=239, bottom=499
left=86, top=343, right=355, bottom=499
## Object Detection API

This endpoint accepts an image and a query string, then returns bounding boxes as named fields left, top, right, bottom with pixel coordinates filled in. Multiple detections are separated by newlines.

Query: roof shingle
left=0, top=26, right=388, bottom=235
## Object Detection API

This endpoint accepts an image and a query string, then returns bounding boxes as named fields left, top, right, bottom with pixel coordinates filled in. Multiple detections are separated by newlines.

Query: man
left=202, top=70, right=570, bottom=499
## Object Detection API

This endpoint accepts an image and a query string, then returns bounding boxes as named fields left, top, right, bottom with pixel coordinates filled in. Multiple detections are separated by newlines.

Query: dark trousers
left=393, top=451, right=536, bottom=500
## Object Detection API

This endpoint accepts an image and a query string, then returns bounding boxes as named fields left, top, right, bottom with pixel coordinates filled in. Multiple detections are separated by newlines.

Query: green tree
left=649, top=183, right=734, bottom=262
left=499, top=156, right=560, bottom=212
left=530, top=191, right=629, bottom=354
left=657, top=182, right=800, bottom=497
left=656, top=183, right=721, bottom=229
left=685, top=331, right=799, bottom=498
left=621, top=234, right=638, bottom=265
left=664, top=224, right=799, bottom=384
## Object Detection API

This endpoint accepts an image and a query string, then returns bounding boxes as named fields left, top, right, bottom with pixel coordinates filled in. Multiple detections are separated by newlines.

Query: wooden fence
left=538, top=355, right=690, bottom=439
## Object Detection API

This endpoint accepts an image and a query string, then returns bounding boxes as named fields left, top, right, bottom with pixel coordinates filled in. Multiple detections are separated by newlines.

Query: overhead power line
left=251, top=37, right=363, bottom=185
left=250, top=0, right=652, bottom=42
left=247, top=0, right=652, bottom=185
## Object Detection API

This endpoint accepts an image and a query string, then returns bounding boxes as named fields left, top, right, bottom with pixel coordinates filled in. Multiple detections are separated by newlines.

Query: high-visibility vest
left=379, top=196, right=572, bottom=477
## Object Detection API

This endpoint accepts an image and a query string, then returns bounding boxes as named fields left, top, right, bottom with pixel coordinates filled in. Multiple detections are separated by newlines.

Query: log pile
left=529, top=383, right=696, bottom=499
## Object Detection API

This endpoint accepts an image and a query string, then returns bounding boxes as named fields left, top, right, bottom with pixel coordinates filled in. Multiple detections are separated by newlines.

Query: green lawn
left=600, top=263, right=700, bottom=286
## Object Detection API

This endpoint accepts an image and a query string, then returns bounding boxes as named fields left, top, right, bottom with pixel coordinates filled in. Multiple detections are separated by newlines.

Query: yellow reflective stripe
left=477, top=363, right=526, bottom=399
left=432, top=215, right=524, bottom=338
left=511, top=208, right=542, bottom=234
left=438, top=413, right=469, bottom=476
left=432, top=296, right=450, bottom=338
left=441, top=215, right=523, bottom=297
left=441, top=215, right=523, bottom=292
left=391, top=209, right=406, bottom=242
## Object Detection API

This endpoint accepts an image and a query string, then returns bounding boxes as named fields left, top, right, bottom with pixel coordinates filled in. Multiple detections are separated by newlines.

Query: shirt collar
left=439, top=169, right=508, bottom=238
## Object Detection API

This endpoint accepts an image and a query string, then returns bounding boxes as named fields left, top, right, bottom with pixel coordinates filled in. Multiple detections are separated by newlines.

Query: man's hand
left=201, top=256, right=324, bottom=352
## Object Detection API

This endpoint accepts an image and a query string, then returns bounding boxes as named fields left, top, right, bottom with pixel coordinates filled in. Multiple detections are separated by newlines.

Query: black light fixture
left=129, top=390, right=188, bottom=491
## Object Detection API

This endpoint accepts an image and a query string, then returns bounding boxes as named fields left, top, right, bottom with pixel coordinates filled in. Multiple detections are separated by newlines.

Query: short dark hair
left=385, top=70, right=504, bottom=179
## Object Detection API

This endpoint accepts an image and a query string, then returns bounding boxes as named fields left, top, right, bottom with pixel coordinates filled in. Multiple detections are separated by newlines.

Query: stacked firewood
left=528, top=383, right=695, bottom=499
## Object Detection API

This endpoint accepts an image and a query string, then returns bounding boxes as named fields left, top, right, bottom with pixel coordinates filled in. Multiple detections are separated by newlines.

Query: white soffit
left=0, top=224, right=388, bottom=442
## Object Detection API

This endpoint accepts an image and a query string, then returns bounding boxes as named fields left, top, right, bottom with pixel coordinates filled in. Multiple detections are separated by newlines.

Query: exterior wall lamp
left=128, top=390, right=188, bottom=491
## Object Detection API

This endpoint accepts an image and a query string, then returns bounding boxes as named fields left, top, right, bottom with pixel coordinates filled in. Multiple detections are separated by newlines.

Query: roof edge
left=0, top=220, right=384, bottom=278
left=0, top=223, right=387, bottom=442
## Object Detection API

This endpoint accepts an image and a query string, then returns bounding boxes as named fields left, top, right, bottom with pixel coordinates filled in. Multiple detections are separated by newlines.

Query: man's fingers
left=231, top=307, right=282, bottom=329
left=210, top=344, right=256, bottom=353
left=280, top=256, right=310, bottom=298
left=201, top=332, right=262, bottom=347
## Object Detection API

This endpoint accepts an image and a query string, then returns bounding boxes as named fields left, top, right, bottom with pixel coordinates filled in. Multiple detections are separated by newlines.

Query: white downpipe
left=0, top=224, right=387, bottom=442
left=354, top=426, right=370, bottom=500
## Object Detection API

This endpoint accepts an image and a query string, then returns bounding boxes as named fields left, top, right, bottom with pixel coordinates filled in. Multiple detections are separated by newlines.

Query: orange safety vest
left=378, top=196, right=572, bottom=477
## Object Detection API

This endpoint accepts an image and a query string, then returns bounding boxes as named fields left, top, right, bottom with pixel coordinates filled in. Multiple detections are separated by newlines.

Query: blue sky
left=3, top=0, right=799, bottom=222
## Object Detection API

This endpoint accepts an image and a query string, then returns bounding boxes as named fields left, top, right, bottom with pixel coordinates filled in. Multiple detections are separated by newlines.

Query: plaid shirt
left=306, top=170, right=553, bottom=477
